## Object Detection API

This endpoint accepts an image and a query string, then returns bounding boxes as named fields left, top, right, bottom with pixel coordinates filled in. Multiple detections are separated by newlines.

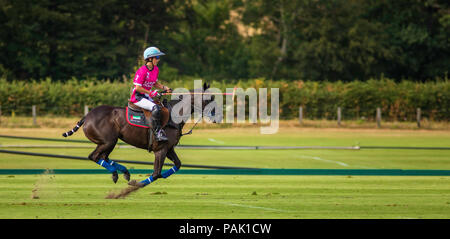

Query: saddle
left=127, top=101, right=170, bottom=152
left=126, top=101, right=170, bottom=129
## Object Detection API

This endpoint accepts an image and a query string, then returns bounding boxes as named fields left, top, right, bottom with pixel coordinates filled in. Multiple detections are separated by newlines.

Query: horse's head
left=168, top=82, right=217, bottom=124
left=191, top=82, right=216, bottom=123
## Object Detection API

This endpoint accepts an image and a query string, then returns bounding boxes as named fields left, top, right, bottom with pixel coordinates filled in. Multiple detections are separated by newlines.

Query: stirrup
left=154, top=129, right=168, bottom=141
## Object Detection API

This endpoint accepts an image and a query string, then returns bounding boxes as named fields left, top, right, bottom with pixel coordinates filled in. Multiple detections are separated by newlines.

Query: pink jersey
left=130, top=65, right=159, bottom=103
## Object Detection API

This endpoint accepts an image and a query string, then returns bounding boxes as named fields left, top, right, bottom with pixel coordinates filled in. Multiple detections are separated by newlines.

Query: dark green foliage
left=0, top=0, right=176, bottom=81
left=238, top=0, right=449, bottom=81
left=0, top=0, right=448, bottom=82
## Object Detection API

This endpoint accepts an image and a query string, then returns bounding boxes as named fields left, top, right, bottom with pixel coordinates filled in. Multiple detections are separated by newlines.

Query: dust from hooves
left=105, top=180, right=144, bottom=199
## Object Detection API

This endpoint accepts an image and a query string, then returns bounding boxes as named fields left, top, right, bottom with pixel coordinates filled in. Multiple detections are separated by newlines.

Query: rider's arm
left=135, top=85, right=158, bottom=97
left=154, top=82, right=171, bottom=92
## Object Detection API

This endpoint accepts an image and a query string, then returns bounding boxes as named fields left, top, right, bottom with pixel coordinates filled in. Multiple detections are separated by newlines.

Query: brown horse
left=62, top=83, right=215, bottom=187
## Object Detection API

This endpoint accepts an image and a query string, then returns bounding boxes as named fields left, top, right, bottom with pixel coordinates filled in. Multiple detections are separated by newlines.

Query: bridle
left=181, top=98, right=215, bottom=136
left=157, top=91, right=215, bottom=136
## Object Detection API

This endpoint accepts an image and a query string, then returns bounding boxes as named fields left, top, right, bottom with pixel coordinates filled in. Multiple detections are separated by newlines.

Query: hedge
left=0, top=77, right=448, bottom=121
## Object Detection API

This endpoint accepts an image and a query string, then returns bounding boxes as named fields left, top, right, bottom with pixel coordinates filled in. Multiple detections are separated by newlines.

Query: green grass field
left=0, top=127, right=449, bottom=218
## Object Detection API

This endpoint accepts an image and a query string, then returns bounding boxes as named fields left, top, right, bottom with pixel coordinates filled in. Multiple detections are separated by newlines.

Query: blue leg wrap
left=96, top=159, right=116, bottom=173
left=162, top=166, right=179, bottom=178
left=139, top=175, right=154, bottom=187
left=110, top=160, right=128, bottom=173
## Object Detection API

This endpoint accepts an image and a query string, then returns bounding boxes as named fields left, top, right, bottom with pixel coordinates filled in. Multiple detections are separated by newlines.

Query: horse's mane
left=164, top=83, right=210, bottom=110
left=165, top=87, right=204, bottom=107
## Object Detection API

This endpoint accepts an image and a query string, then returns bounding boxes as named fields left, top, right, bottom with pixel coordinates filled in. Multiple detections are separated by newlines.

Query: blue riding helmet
left=143, top=47, right=165, bottom=60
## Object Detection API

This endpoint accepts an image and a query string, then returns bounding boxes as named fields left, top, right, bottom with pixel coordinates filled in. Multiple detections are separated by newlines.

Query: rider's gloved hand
left=149, top=90, right=160, bottom=98
left=163, top=85, right=172, bottom=93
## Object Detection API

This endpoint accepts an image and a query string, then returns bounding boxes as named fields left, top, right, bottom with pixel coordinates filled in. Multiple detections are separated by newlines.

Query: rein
left=181, top=116, right=202, bottom=136
left=159, top=90, right=216, bottom=137
left=181, top=103, right=208, bottom=136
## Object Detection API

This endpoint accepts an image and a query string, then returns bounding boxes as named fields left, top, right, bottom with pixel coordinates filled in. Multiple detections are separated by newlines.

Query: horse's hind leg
left=88, top=142, right=119, bottom=183
left=99, top=140, right=131, bottom=182
left=109, top=160, right=131, bottom=182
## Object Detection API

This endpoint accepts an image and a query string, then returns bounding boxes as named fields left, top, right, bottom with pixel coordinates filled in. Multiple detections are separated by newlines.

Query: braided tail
left=62, top=117, right=85, bottom=137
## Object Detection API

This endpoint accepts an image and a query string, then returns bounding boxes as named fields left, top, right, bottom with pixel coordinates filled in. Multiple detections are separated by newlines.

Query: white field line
left=220, top=202, right=290, bottom=213
left=208, top=138, right=225, bottom=144
left=296, top=155, right=350, bottom=167
left=295, top=155, right=374, bottom=169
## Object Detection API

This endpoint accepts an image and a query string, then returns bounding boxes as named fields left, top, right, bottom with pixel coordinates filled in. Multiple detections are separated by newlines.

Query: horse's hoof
left=128, top=180, right=144, bottom=188
left=112, top=172, right=119, bottom=184
left=124, top=171, right=131, bottom=182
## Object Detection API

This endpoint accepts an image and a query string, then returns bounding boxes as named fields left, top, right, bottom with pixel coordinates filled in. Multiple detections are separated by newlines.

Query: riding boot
left=151, top=105, right=168, bottom=142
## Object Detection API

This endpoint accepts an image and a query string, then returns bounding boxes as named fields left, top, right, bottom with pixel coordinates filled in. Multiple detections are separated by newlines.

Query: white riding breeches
left=134, top=98, right=156, bottom=111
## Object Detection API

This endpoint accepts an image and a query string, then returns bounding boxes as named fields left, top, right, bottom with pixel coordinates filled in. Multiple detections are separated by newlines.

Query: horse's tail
left=62, top=117, right=85, bottom=137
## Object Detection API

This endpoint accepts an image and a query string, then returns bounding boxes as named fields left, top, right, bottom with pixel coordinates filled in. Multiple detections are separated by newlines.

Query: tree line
left=0, top=0, right=448, bottom=82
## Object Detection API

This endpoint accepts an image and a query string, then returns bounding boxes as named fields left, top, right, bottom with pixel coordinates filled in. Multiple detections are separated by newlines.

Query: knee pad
left=152, top=105, right=162, bottom=118
left=152, top=104, right=161, bottom=112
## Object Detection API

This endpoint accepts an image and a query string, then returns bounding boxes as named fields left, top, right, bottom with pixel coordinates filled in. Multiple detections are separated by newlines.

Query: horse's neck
left=179, top=121, right=186, bottom=131
left=167, top=99, right=189, bottom=130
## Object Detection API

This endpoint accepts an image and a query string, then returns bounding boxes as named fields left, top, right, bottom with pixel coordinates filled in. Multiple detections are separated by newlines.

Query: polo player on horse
left=130, top=46, right=172, bottom=141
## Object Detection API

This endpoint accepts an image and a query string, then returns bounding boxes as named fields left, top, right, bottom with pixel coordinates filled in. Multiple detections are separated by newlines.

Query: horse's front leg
left=161, top=147, right=181, bottom=179
left=137, top=147, right=168, bottom=187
